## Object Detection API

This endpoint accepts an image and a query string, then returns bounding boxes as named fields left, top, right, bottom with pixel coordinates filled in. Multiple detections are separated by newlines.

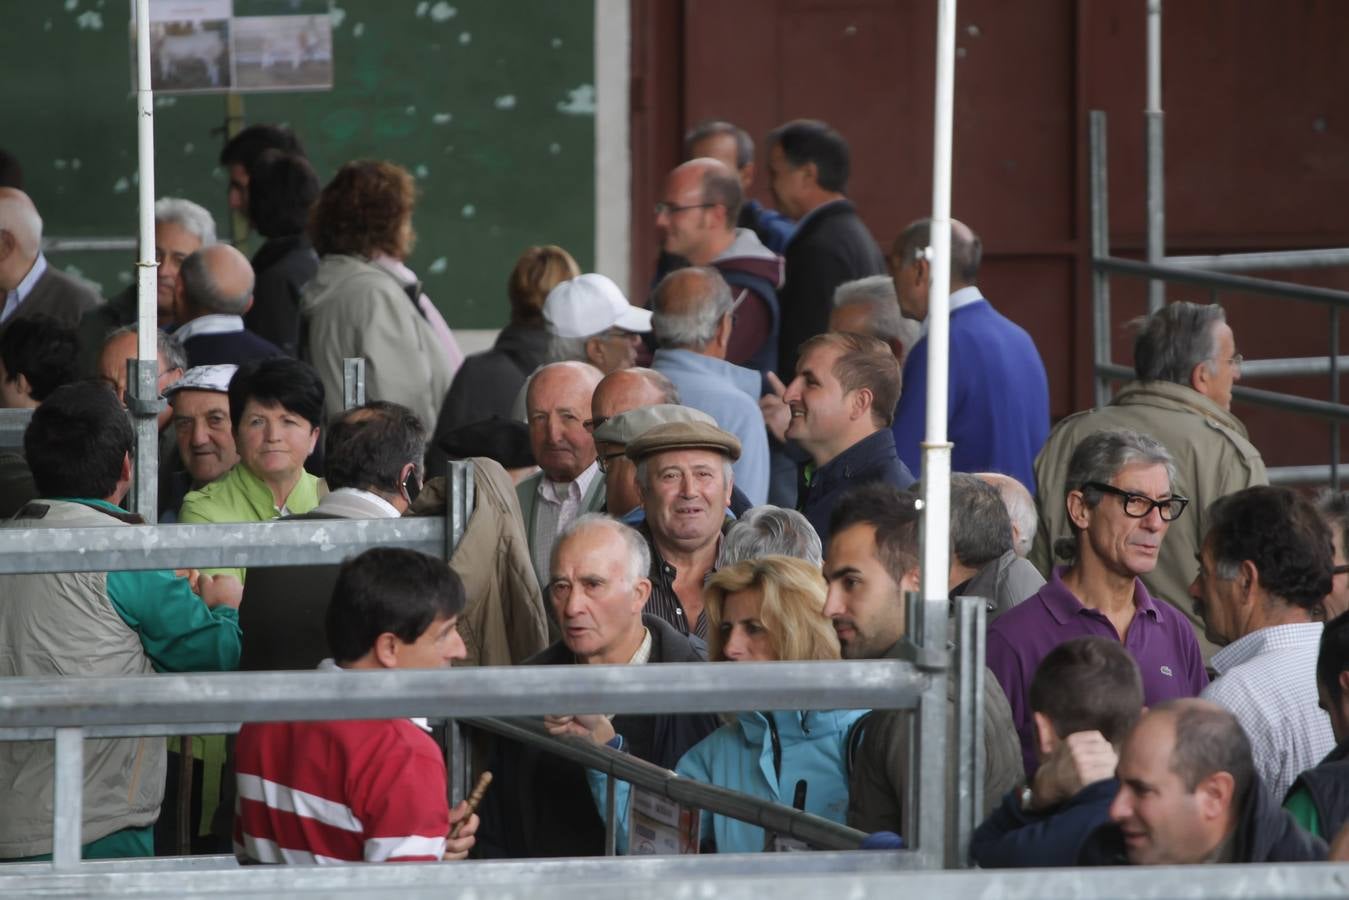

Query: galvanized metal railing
left=1090, top=110, right=1349, bottom=488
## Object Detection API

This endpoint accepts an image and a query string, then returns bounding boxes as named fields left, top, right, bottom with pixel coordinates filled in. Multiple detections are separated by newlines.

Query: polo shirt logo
left=1160, top=665, right=1173, bottom=677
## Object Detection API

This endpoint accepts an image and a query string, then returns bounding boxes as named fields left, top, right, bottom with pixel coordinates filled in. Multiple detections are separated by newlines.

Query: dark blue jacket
left=892, top=298, right=1049, bottom=494
left=971, top=778, right=1116, bottom=868
left=181, top=328, right=285, bottom=369
left=798, top=429, right=915, bottom=546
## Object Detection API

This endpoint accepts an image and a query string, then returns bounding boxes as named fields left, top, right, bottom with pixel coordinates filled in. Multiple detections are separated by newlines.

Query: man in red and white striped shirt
left=234, top=547, right=478, bottom=863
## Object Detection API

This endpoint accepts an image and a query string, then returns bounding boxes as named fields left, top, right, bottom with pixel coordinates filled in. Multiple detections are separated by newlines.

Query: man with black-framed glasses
left=989, top=428, right=1210, bottom=777
left=1032, top=301, right=1268, bottom=662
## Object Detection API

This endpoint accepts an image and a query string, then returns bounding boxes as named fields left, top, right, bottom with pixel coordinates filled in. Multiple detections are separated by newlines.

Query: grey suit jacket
left=4, top=265, right=100, bottom=335
left=516, top=467, right=607, bottom=587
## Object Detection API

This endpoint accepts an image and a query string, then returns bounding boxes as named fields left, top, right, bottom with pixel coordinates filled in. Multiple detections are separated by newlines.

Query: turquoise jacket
left=590, top=707, right=866, bottom=854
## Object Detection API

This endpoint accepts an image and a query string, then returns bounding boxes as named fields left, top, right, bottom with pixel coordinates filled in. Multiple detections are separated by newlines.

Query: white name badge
left=628, top=787, right=700, bottom=855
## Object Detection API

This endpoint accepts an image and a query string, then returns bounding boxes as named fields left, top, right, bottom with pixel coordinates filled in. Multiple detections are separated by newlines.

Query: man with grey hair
left=947, top=473, right=1044, bottom=622
left=173, top=244, right=282, bottom=368
left=979, top=471, right=1037, bottom=558
left=829, top=275, right=922, bottom=369
left=650, top=266, right=769, bottom=504
left=477, top=513, right=719, bottom=859
left=0, top=187, right=98, bottom=336
left=989, top=429, right=1209, bottom=775
left=1032, top=301, right=1267, bottom=659
left=718, top=505, right=822, bottom=568
left=77, top=196, right=217, bottom=375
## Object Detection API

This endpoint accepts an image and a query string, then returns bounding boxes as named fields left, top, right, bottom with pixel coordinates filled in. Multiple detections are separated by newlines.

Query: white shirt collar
left=1, top=253, right=49, bottom=323
left=326, top=487, right=403, bottom=518
left=918, top=285, right=985, bottom=337
left=538, top=459, right=599, bottom=505
left=174, top=313, right=245, bottom=342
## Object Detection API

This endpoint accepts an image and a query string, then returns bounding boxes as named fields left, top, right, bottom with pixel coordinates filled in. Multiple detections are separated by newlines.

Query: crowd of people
left=0, top=117, right=1347, bottom=872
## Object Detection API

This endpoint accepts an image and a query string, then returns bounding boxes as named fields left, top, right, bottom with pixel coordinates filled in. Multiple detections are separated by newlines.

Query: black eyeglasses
left=596, top=450, right=626, bottom=474
left=583, top=415, right=610, bottom=434
left=1334, top=564, right=1349, bottom=576
left=1081, top=482, right=1189, bottom=521
left=654, top=201, right=716, bottom=216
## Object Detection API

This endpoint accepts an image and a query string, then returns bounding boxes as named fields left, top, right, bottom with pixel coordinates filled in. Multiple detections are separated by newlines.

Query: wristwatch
left=1018, top=783, right=1035, bottom=812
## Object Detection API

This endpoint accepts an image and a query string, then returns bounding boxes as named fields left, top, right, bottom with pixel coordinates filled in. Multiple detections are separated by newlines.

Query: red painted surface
left=629, top=0, right=1349, bottom=474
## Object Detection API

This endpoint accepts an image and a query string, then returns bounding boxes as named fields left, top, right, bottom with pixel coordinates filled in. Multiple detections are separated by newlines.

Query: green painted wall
left=1, top=0, right=596, bottom=328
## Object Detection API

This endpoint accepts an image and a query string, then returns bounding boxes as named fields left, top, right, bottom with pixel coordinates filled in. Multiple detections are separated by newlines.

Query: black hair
left=247, top=149, right=320, bottom=239
left=1318, top=611, right=1349, bottom=703
left=828, top=482, right=922, bottom=585
left=25, top=380, right=132, bottom=500
left=1029, top=636, right=1144, bottom=745
left=0, top=147, right=23, bottom=190
left=1205, top=486, right=1334, bottom=611
left=219, top=124, right=306, bottom=169
left=766, top=119, right=850, bottom=193
left=0, top=314, right=78, bottom=402
left=325, top=547, right=466, bottom=664
left=324, top=401, right=427, bottom=493
left=228, top=356, right=325, bottom=432
left=683, top=120, right=754, bottom=169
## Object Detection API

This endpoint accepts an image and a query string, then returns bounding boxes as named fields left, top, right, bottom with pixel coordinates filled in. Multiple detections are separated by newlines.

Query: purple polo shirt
left=986, top=567, right=1208, bottom=775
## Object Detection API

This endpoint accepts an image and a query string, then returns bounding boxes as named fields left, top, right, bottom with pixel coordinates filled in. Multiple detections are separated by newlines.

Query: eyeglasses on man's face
left=596, top=449, right=626, bottom=474
left=1081, top=481, right=1189, bottom=521
left=654, top=201, right=716, bottom=217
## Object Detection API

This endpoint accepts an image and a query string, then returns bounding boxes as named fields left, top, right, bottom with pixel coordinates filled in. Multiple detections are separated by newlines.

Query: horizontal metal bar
left=0, top=516, right=446, bottom=573
left=41, top=236, right=138, bottom=254
left=0, top=723, right=242, bottom=741
left=1239, top=356, right=1349, bottom=378
left=1095, top=255, right=1349, bottom=308
left=0, top=661, right=927, bottom=730
left=1, top=860, right=1348, bottom=897
left=468, top=717, right=867, bottom=851
left=1267, top=465, right=1349, bottom=486
left=0, top=407, right=31, bottom=450
left=1165, top=247, right=1349, bottom=272
left=1094, top=364, right=1349, bottom=422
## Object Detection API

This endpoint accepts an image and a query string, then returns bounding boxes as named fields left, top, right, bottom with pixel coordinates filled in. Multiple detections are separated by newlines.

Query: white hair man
left=0, top=187, right=99, bottom=337
left=829, top=274, right=922, bottom=368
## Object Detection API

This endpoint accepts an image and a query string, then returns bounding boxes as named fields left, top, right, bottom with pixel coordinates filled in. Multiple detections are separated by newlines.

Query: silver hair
left=179, top=251, right=250, bottom=315
left=552, top=513, right=651, bottom=584
left=153, top=197, right=217, bottom=246
left=718, top=505, right=822, bottom=568
left=544, top=333, right=592, bottom=365
left=1131, top=302, right=1226, bottom=386
left=104, top=324, right=188, bottom=373
left=0, top=191, right=43, bottom=252
left=832, top=276, right=904, bottom=337
left=651, top=267, right=733, bottom=351
left=1055, top=429, right=1178, bottom=560
left=1001, top=484, right=1037, bottom=558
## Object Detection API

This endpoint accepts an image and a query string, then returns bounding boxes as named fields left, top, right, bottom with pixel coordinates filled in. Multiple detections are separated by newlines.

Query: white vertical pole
left=593, top=0, right=631, bottom=295
left=131, top=0, right=160, bottom=521
left=921, top=0, right=957, bottom=612
left=1145, top=0, right=1165, bottom=312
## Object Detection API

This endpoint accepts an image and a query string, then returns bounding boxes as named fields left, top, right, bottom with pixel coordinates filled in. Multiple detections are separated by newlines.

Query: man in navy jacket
left=889, top=218, right=1049, bottom=493
left=971, top=636, right=1143, bottom=868
left=173, top=244, right=283, bottom=368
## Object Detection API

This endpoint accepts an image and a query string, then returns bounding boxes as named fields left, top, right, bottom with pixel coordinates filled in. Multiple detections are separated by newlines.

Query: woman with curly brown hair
left=299, top=160, right=460, bottom=437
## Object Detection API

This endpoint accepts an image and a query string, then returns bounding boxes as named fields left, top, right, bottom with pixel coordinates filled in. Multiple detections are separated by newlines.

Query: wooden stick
left=448, top=771, right=492, bottom=839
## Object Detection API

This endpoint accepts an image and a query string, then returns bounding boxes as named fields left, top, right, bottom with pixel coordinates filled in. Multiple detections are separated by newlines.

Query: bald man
left=888, top=217, right=1050, bottom=493
left=173, top=244, right=283, bottom=367
left=517, top=361, right=608, bottom=585
left=0, top=188, right=98, bottom=335
left=655, top=158, right=783, bottom=374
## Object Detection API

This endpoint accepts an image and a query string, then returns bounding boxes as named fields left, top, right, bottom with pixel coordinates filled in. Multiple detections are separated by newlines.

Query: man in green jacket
left=1031, top=302, right=1266, bottom=660
left=0, top=381, right=242, bottom=861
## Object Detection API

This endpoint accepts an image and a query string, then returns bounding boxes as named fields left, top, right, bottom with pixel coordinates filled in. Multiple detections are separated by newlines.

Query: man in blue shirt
left=889, top=217, right=1049, bottom=493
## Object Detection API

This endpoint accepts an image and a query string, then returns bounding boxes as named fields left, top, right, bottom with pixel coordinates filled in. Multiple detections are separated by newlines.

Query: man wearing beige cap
left=625, top=420, right=739, bottom=638
left=542, top=272, right=651, bottom=375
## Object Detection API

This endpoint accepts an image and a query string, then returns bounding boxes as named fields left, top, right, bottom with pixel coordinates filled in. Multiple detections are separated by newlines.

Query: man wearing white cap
left=165, top=364, right=240, bottom=496
left=542, top=273, right=651, bottom=375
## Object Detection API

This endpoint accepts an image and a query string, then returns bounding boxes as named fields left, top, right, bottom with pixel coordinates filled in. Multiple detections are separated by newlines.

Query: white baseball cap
left=543, top=273, right=652, bottom=338
left=164, top=364, right=237, bottom=397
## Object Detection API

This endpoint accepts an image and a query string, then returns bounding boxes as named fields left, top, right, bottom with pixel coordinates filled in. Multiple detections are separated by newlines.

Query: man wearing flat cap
left=593, top=403, right=718, bottom=523
left=626, top=420, right=740, bottom=638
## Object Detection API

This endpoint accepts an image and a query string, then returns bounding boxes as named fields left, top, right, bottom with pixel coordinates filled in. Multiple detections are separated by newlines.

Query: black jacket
left=474, top=614, right=721, bottom=859
left=971, top=778, right=1116, bottom=868
left=181, top=327, right=285, bottom=369
left=1078, top=775, right=1327, bottom=864
left=246, top=234, right=319, bottom=357
left=775, top=199, right=885, bottom=380
left=798, top=429, right=915, bottom=547
left=1287, top=737, right=1349, bottom=840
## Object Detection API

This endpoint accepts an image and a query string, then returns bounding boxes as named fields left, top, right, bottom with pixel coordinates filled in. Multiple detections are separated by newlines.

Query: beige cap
left=592, top=404, right=714, bottom=446
left=624, top=420, right=742, bottom=462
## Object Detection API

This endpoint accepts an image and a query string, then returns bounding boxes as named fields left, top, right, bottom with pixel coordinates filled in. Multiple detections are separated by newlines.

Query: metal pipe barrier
left=1090, top=111, right=1349, bottom=487
left=465, top=716, right=867, bottom=852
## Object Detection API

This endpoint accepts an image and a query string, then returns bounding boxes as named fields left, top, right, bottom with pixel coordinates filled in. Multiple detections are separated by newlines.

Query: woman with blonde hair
left=585, top=555, right=866, bottom=853
left=431, top=245, right=580, bottom=459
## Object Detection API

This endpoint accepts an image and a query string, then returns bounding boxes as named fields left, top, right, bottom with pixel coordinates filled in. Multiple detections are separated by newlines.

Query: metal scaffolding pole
left=129, top=0, right=159, bottom=522
left=1090, top=111, right=1113, bottom=408
left=1145, top=0, right=1165, bottom=312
